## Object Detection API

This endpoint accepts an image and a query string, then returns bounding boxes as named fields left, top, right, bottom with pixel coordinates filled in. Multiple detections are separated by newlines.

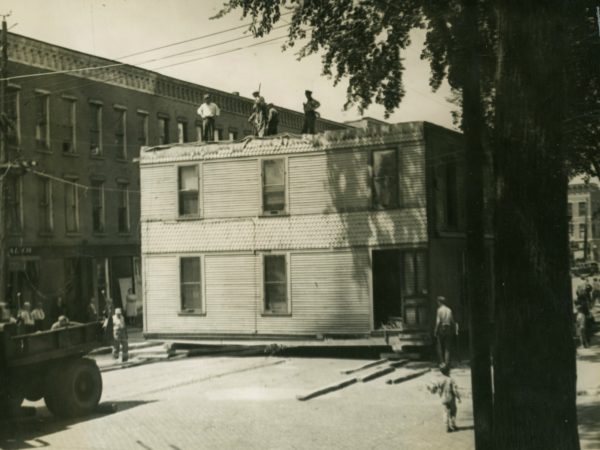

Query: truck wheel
left=59, top=358, right=103, bottom=418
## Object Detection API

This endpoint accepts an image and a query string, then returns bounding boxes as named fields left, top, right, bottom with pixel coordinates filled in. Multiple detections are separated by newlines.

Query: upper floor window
left=178, top=165, right=199, bottom=216
left=61, top=97, right=77, bottom=153
left=196, top=122, right=203, bottom=142
left=64, top=177, right=80, bottom=233
left=568, top=222, right=574, bottom=237
left=435, top=159, right=462, bottom=231
left=158, top=116, right=169, bottom=145
left=228, top=129, right=238, bottom=141
left=35, top=91, right=50, bottom=150
left=263, top=254, right=289, bottom=315
left=262, top=159, right=286, bottom=214
left=117, top=182, right=130, bottom=233
left=114, top=108, right=127, bottom=160
left=177, top=120, right=188, bottom=143
left=89, top=102, right=103, bottom=156
left=38, top=177, right=53, bottom=234
left=5, top=175, right=23, bottom=233
left=91, top=180, right=105, bottom=233
left=214, top=128, right=223, bottom=142
left=579, top=223, right=586, bottom=239
left=372, top=149, right=398, bottom=209
left=137, top=111, right=148, bottom=146
left=579, top=201, right=587, bottom=217
left=180, top=257, right=202, bottom=312
left=6, top=86, right=20, bottom=146
left=567, top=202, right=573, bottom=219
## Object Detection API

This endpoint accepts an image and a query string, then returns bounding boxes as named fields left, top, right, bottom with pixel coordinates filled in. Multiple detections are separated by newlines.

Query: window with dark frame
left=35, top=92, right=49, bottom=149
left=177, top=120, right=188, bottom=143
left=90, top=103, right=102, bottom=155
left=6, top=87, right=19, bottom=146
left=262, top=159, right=285, bottom=213
left=264, top=255, right=288, bottom=314
left=372, top=149, right=398, bottom=209
left=579, top=223, right=586, bottom=239
left=567, top=202, right=573, bottom=219
left=64, top=178, right=79, bottom=233
left=180, top=257, right=202, bottom=311
left=178, top=165, right=199, bottom=216
left=579, top=201, right=587, bottom=217
left=38, top=178, right=53, bottom=233
left=137, top=112, right=148, bottom=146
left=5, top=176, right=22, bottom=233
left=568, top=222, right=573, bottom=237
left=117, top=182, right=130, bottom=233
left=114, top=108, right=127, bottom=159
left=158, top=116, right=169, bottom=145
left=61, top=98, right=76, bottom=153
left=91, top=180, right=105, bottom=233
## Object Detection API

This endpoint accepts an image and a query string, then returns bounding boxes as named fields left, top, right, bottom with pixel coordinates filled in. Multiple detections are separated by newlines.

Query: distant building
left=2, top=32, right=346, bottom=321
left=568, top=183, right=600, bottom=262
left=140, top=122, right=493, bottom=341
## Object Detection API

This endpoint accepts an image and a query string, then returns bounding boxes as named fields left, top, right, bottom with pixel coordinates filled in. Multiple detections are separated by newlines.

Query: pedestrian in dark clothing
left=266, top=103, right=279, bottom=136
left=301, top=90, right=320, bottom=134
left=102, top=294, right=115, bottom=344
left=427, top=364, right=461, bottom=432
left=434, top=296, right=457, bottom=367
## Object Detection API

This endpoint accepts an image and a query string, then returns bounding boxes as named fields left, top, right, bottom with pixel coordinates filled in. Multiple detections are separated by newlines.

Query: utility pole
left=0, top=12, right=10, bottom=307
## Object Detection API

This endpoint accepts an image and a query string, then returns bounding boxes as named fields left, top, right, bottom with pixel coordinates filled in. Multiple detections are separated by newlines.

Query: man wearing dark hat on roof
left=302, top=90, right=320, bottom=134
left=197, top=93, right=220, bottom=142
left=266, top=103, right=279, bottom=136
left=248, top=91, right=268, bottom=137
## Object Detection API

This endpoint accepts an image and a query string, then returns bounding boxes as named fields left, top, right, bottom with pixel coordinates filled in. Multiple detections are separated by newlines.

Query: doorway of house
left=372, top=249, right=403, bottom=329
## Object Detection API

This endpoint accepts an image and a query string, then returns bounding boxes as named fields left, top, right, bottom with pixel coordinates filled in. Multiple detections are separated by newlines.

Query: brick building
left=2, top=32, right=346, bottom=323
left=139, top=122, right=493, bottom=342
left=568, top=182, right=600, bottom=262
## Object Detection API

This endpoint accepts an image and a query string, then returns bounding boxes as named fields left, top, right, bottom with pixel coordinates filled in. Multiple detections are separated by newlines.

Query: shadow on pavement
left=0, top=400, right=155, bottom=449
left=578, top=398, right=600, bottom=450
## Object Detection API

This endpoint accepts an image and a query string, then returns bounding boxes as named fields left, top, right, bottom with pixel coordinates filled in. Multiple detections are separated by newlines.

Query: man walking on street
left=434, top=296, right=457, bottom=367
left=197, top=93, right=220, bottom=142
left=302, top=90, right=320, bottom=134
left=112, top=308, right=129, bottom=362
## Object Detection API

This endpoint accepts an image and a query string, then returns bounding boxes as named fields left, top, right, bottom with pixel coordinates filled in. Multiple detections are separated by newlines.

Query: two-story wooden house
left=140, top=122, right=478, bottom=340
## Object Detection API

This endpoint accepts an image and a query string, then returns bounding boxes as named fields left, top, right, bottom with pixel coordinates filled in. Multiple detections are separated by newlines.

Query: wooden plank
left=358, top=366, right=396, bottom=382
left=386, top=368, right=431, bottom=385
left=341, top=358, right=388, bottom=375
left=296, top=378, right=357, bottom=401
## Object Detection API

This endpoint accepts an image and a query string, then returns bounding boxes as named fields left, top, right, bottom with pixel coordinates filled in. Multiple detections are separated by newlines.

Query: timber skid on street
left=0, top=321, right=104, bottom=418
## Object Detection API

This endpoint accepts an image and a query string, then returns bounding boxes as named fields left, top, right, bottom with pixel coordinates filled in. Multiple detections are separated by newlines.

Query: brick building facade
left=2, top=32, right=346, bottom=324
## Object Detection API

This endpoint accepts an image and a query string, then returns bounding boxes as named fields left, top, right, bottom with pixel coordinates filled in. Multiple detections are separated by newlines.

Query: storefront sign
left=9, top=247, right=34, bottom=256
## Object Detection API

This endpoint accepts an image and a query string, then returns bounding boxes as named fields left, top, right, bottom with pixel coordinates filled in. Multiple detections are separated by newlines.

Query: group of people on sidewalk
left=575, top=276, right=598, bottom=348
left=196, top=89, right=320, bottom=142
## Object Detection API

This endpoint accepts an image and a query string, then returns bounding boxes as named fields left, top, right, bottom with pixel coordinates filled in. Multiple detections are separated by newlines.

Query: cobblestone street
left=1, top=319, right=598, bottom=449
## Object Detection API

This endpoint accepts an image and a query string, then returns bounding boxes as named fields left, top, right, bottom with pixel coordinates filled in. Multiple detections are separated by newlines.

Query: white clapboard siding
left=140, top=165, right=177, bottom=221
left=289, top=151, right=370, bottom=215
left=256, top=250, right=371, bottom=335
left=203, top=254, right=257, bottom=333
left=203, top=160, right=260, bottom=218
left=145, top=254, right=257, bottom=334
left=398, top=143, right=426, bottom=208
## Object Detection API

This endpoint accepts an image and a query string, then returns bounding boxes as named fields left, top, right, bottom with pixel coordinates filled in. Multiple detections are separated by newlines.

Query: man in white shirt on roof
left=197, top=93, right=220, bottom=142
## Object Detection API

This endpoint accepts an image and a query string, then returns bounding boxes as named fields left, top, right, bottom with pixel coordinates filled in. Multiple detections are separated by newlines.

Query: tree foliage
left=215, top=0, right=599, bottom=178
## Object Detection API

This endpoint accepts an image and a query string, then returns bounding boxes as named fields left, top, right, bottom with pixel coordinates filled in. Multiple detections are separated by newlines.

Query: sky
left=2, top=0, right=456, bottom=129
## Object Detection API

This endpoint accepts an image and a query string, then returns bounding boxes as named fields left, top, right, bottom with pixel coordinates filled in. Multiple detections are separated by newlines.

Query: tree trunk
left=462, top=0, right=494, bottom=448
left=493, top=1, right=580, bottom=449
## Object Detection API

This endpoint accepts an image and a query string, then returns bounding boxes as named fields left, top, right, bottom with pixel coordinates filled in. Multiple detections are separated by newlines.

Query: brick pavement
left=1, top=316, right=599, bottom=449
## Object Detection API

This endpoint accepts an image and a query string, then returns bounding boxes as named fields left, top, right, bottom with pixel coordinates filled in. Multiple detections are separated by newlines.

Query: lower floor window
left=264, top=254, right=288, bottom=314
left=180, top=257, right=202, bottom=311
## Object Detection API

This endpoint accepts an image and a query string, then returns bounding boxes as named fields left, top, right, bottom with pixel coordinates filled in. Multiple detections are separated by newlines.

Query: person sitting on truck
left=32, top=301, right=46, bottom=331
left=51, top=315, right=70, bottom=330
left=17, top=301, right=35, bottom=333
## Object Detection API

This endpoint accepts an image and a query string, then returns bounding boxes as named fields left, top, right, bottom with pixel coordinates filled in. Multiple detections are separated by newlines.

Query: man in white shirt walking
left=197, top=93, right=220, bottom=141
left=434, top=296, right=458, bottom=367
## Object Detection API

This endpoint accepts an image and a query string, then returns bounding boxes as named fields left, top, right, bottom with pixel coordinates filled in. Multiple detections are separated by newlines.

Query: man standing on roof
left=248, top=91, right=268, bottom=137
left=197, top=93, right=220, bottom=142
left=302, top=90, right=320, bottom=134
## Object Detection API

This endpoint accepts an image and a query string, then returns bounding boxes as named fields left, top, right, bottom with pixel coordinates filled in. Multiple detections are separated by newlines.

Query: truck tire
left=45, top=359, right=102, bottom=418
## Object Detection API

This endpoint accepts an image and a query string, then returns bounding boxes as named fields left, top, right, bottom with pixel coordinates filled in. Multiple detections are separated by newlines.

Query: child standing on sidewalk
left=428, top=364, right=461, bottom=432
